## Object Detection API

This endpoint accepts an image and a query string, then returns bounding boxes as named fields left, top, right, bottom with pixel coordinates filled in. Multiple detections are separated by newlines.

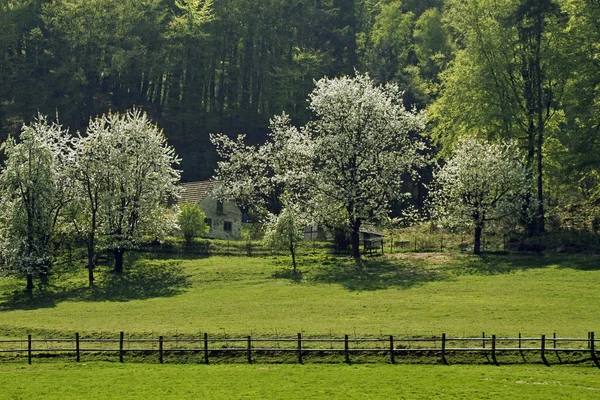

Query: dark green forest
left=1, top=0, right=600, bottom=232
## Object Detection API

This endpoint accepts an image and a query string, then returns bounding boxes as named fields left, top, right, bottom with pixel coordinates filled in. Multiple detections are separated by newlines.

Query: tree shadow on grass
left=271, top=268, right=304, bottom=283
left=449, top=253, right=600, bottom=275
left=306, top=257, right=449, bottom=291
left=0, top=260, right=191, bottom=311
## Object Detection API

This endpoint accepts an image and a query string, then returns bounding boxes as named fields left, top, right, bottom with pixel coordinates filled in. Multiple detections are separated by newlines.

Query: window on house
left=216, top=201, right=224, bottom=214
left=223, top=221, right=232, bottom=232
left=205, top=218, right=212, bottom=230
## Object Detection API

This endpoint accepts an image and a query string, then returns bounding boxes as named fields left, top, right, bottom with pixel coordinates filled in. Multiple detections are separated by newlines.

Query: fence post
left=344, top=334, right=350, bottom=363
left=297, top=333, right=303, bottom=364
left=541, top=334, right=548, bottom=366
left=28, top=334, right=32, bottom=365
left=159, top=336, right=163, bottom=364
left=247, top=336, right=252, bottom=364
left=591, top=332, right=600, bottom=368
left=119, top=331, right=124, bottom=363
left=491, top=335, right=497, bottom=365
left=76, top=332, right=80, bottom=362
left=441, top=333, right=447, bottom=364
left=482, top=332, right=485, bottom=349
left=204, top=333, right=209, bottom=364
left=389, top=336, right=395, bottom=364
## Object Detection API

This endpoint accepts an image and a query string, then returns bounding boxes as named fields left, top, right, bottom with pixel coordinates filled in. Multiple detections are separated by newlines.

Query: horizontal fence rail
left=1, top=332, right=598, bottom=367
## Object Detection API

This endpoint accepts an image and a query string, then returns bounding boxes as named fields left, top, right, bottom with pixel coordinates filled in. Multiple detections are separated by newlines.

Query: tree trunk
left=87, top=211, right=97, bottom=287
left=26, top=273, right=34, bottom=292
left=474, top=224, right=483, bottom=255
left=350, top=219, right=361, bottom=261
left=535, top=20, right=546, bottom=234
left=39, top=265, right=49, bottom=286
left=113, top=249, right=124, bottom=274
left=87, top=234, right=95, bottom=287
left=290, top=242, right=296, bottom=273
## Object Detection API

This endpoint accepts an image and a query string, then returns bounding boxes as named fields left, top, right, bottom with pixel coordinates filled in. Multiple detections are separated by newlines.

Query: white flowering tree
left=264, top=196, right=307, bottom=272
left=211, top=113, right=313, bottom=221
left=431, top=138, right=529, bottom=254
left=212, top=74, right=426, bottom=261
left=307, top=73, right=427, bottom=260
left=71, top=119, right=113, bottom=287
left=0, top=116, right=74, bottom=290
left=76, top=109, right=181, bottom=274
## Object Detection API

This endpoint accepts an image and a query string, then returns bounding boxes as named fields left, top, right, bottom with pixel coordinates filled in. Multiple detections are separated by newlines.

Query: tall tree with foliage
left=71, top=117, right=117, bottom=287
left=548, top=0, right=600, bottom=227
left=211, top=113, right=313, bottom=221
left=431, top=138, right=529, bottom=254
left=264, top=197, right=306, bottom=272
left=0, top=116, right=74, bottom=290
left=307, top=73, right=426, bottom=260
left=430, top=0, right=567, bottom=235
left=88, top=109, right=181, bottom=273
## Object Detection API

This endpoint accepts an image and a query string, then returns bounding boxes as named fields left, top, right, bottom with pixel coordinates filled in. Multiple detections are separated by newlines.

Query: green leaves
left=178, top=203, right=209, bottom=245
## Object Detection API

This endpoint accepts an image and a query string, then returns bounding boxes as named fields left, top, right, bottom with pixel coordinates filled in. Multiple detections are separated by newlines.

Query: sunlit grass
left=1, top=251, right=599, bottom=338
left=0, top=362, right=599, bottom=399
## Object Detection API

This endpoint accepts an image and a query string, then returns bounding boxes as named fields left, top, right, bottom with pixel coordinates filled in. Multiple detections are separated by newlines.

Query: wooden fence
left=1, top=332, right=599, bottom=367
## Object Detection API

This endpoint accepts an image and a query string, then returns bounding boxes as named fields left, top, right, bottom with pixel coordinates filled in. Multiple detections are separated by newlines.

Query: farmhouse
left=180, top=180, right=242, bottom=240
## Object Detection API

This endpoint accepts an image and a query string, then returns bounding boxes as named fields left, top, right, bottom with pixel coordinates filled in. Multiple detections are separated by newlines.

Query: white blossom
left=430, top=138, right=529, bottom=254
left=76, top=109, right=181, bottom=273
left=0, top=115, right=74, bottom=288
left=307, top=73, right=427, bottom=259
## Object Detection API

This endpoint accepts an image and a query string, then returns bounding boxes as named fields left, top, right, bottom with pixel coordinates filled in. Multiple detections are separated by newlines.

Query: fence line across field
left=0, top=332, right=598, bottom=367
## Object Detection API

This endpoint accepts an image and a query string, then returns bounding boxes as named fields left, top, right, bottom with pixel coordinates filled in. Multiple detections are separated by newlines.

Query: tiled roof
left=180, top=180, right=217, bottom=205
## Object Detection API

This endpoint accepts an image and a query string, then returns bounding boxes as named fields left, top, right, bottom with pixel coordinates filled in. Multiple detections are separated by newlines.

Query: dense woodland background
left=1, top=0, right=600, bottom=232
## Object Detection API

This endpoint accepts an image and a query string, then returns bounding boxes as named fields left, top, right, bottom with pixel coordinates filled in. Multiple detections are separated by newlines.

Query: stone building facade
left=180, top=181, right=242, bottom=240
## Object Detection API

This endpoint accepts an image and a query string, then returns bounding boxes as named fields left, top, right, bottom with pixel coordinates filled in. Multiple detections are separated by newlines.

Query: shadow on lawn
left=0, top=260, right=191, bottom=311
left=271, top=268, right=304, bottom=283
left=450, top=252, right=600, bottom=275
left=305, top=257, right=448, bottom=291
left=273, top=252, right=600, bottom=291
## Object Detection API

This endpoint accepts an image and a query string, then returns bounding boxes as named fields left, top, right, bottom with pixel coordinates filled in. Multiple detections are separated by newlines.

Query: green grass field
left=1, top=251, right=599, bottom=338
left=2, top=250, right=600, bottom=398
left=0, top=362, right=599, bottom=399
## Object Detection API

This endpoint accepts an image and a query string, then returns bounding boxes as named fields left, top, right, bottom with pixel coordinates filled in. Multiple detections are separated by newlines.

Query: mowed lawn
left=1, top=252, right=599, bottom=338
left=1, top=362, right=599, bottom=399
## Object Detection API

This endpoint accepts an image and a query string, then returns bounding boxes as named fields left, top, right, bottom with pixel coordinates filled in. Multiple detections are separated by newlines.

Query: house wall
left=199, top=195, right=242, bottom=240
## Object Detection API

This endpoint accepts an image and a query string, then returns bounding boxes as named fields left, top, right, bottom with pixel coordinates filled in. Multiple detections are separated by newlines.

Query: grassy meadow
left=2, top=248, right=600, bottom=398
left=1, top=249, right=599, bottom=338
left=1, top=362, right=599, bottom=399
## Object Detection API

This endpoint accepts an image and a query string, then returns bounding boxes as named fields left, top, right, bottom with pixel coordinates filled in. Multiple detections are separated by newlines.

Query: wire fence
left=2, top=332, right=598, bottom=366
left=137, top=239, right=338, bottom=258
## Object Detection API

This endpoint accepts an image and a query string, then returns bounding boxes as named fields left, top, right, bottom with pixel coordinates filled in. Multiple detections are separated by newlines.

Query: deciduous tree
left=264, top=197, right=306, bottom=272
left=307, top=73, right=426, bottom=260
left=431, top=138, right=528, bottom=254
left=0, top=116, right=74, bottom=290
left=85, top=109, right=181, bottom=273
left=178, top=203, right=209, bottom=246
